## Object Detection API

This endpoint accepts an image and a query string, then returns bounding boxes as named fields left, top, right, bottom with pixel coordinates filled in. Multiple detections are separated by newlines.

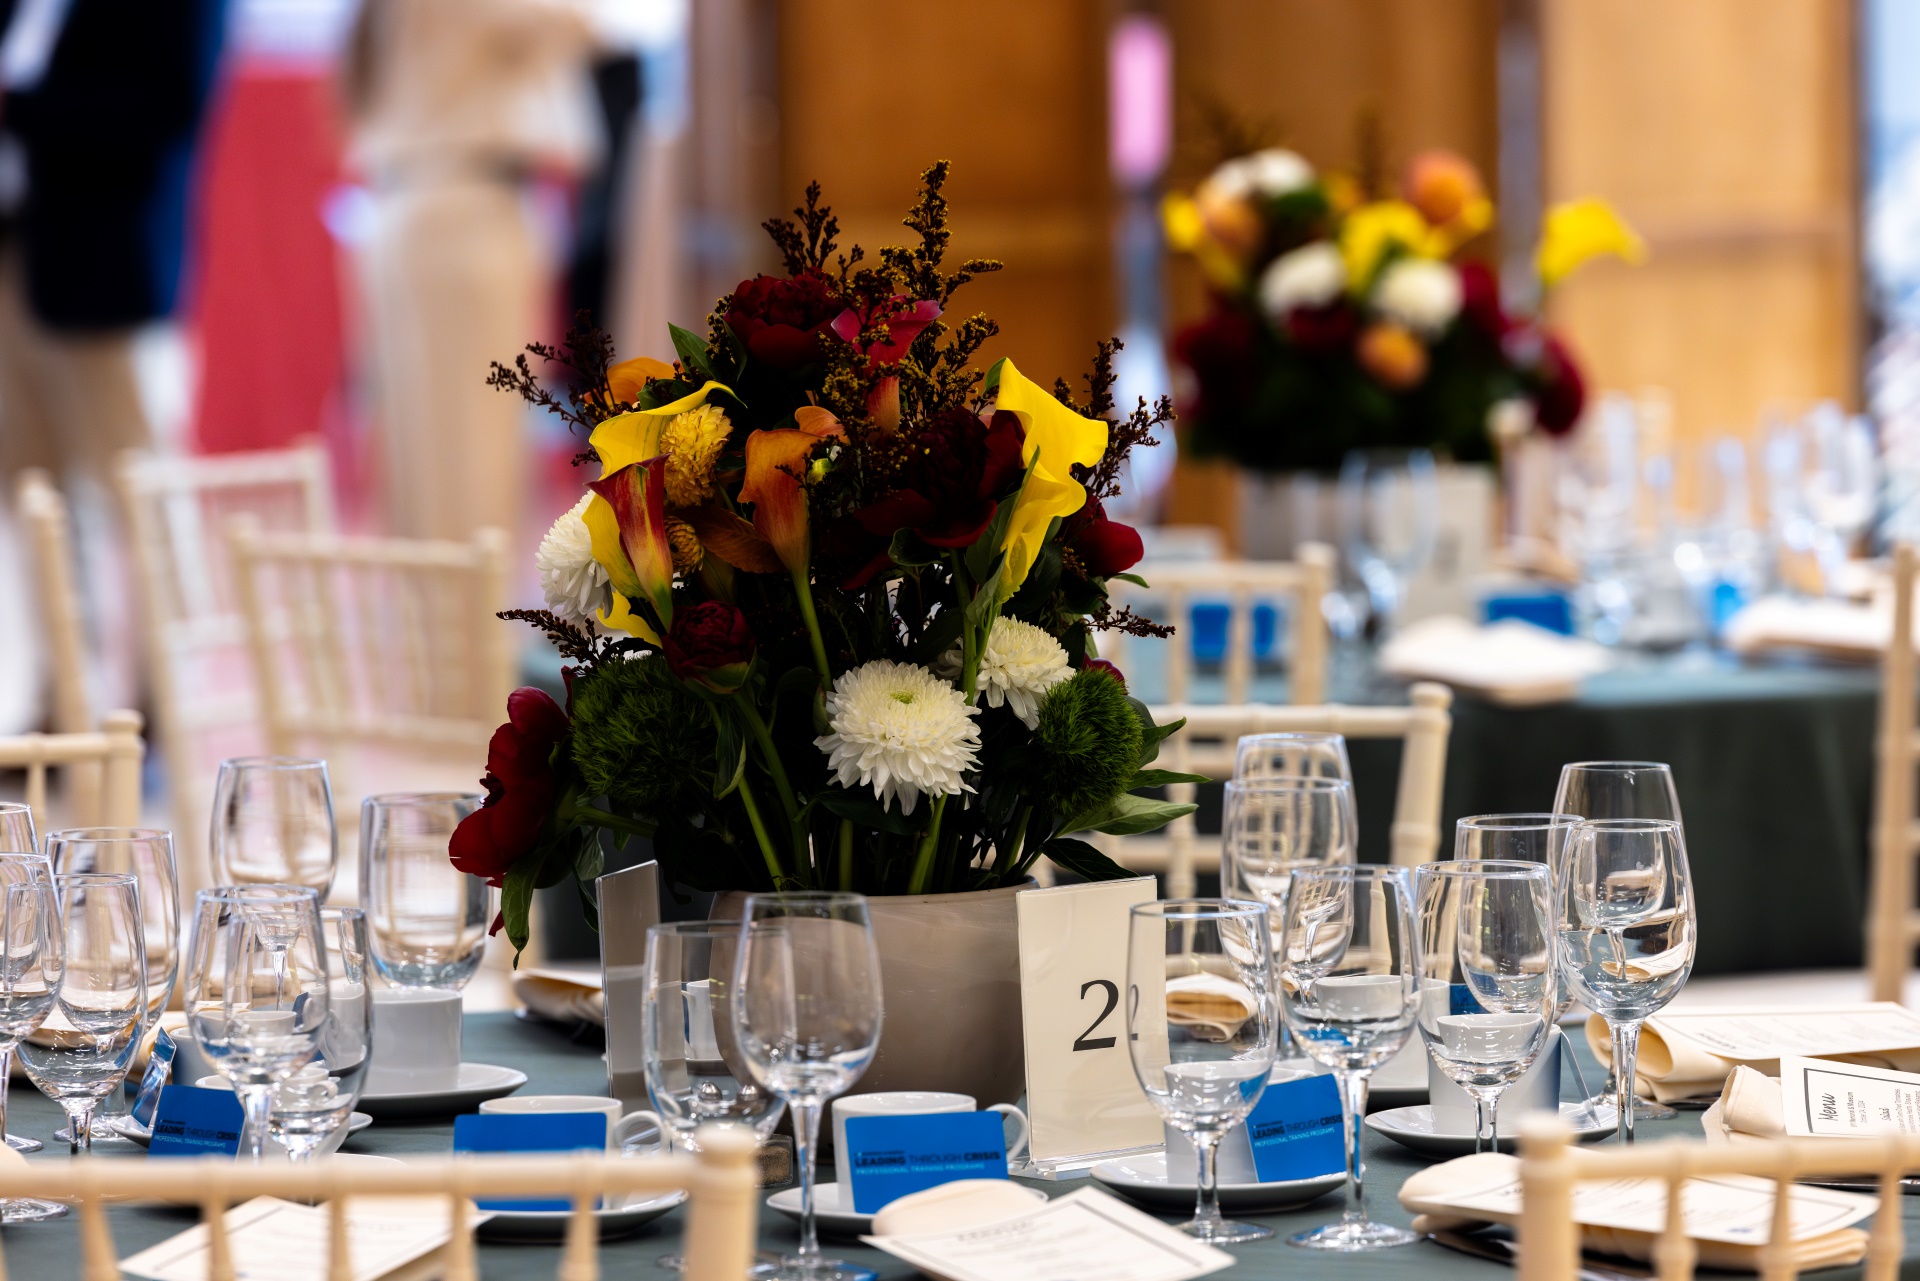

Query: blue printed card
left=843, top=1112, right=1008, bottom=1214
left=1244, top=1074, right=1345, bottom=1182
left=130, top=1027, right=177, bottom=1129
left=452, top=1112, right=608, bottom=1211
left=148, top=1085, right=245, bottom=1158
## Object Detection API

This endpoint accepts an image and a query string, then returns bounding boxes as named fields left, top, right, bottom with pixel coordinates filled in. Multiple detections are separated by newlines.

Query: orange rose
left=1357, top=322, right=1428, bottom=390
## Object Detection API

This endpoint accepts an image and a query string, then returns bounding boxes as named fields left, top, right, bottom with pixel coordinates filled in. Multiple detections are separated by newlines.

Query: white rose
left=1241, top=148, right=1313, bottom=198
left=1258, top=242, right=1346, bottom=317
left=1373, top=258, right=1462, bottom=336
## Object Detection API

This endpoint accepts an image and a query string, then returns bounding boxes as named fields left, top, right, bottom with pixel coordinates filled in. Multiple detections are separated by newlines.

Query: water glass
left=732, top=893, right=882, bottom=1281
left=0, top=874, right=66, bottom=1221
left=1339, top=447, right=1439, bottom=637
left=270, top=906, right=373, bottom=1161
left=0, top=855, right=53, bottom=1160
left=18, top=874, right=147, bottom=1155
left=0, top=804, right=36, bottom=854
left=1278, top=865, right=1419, bottom=1251
left=1127, top=899, right=1276, bottom=1244
left=1557, top=818, right=1696, bottom=1143
left=1232, top=732, right=1352, bottom=784
left=361, top=793, right=490, bottom=989
left=1414, top=861, right=1556, bottom=1152
left=47, top=827, right=180, bottom=1141
left=1223, top=777, right=1357, bottom=907
left=182, top=885, right=331, bottom=1160
left=211, top=758, right=338, bottom=899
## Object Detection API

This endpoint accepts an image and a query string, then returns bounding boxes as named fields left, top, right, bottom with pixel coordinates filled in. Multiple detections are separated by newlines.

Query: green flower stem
left=735, top=778, right=785, bottom=887
left=995, top=807, right=1032, bottom=878
left=561, top=803, right=657, bottom=842
left=906, top=794, right=948, bottom=895
left=837, top=820, right=854, bottom=891
left=736, top=697, right=800, bottom=828
left=950, top=554, right=982, bottom=699
left=791, top=570, right=834, bottom=687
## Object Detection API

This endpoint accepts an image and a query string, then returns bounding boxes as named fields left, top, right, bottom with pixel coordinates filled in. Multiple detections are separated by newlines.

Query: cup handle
left=613, top=1110, right=665, bottom=1154
left=986, top=1103, right=1029, bottom=1162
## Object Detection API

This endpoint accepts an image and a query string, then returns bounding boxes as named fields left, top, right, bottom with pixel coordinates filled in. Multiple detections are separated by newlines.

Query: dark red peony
left=725, top=271, right=841, bottom=370
left=1083, top=658, right=1128, bottom=691
left=451, top=687, right=569, bottom=885
left=1065, top=498, right=1144, bottom=578
left=844, top=408, right=1026, bottom=585
left=1284, top=300, right=1358, bottom=355
left=665, top=600, right=756, bottom=694
left=1458, top=261, right=1507, bottom=338
left=1172, top=306, right=1260, bottom=420
left=1530, top=332, right=1586, bottom=436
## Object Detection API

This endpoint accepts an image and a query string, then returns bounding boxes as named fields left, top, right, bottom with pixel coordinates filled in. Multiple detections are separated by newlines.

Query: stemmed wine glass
left=269, top=906, right=374, bottom=1161
left=18, top=873, right=147, bottom=1155
left=1277, top=865, right=1419, bottom=1251
left=731, top=893, right=882, bottom=1281
left=0, top=874, right=66, bottom=1221
left=1414, top=861, right=1556, bottom=1153
left=0, top=803, right=36, bottom=853
left=1339, top=447, right=1439, bottom=637
left=211, top=758, right=338, bottom=899
left=1233, top=732, right=1352, bottom=784
left=1553, top=762, right=1684, bottom=1122
left=1556, top=818, right=1696, bottom=1144
left=645, top=920, right=787, bottom=1276
left=182, top=885, right=331, bottom=1161
left=361, top=794, right=490, bottom=989
left=46, top=827, right=178, bottom=1143
left=1127, top=899, right=1277, bottom=1244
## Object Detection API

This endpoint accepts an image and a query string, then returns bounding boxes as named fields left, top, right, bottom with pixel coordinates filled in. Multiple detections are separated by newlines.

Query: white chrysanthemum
left=944, top=617, right=1071, bottom=730
left=1259, top=243, right=1346, bottom=318
left=1373, top=258, right=1462, bottom=336
left=1203, top=148, right=1314, bottom=203
left=816, top=661, right=981, bottom=816
left=536, top=494, right=609, bottom=627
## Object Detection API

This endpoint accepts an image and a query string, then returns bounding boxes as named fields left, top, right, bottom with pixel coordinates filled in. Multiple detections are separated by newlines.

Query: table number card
left=1016, top=877, right=1163, bottom=1174
left=596, top=859, right=661, bottom=1113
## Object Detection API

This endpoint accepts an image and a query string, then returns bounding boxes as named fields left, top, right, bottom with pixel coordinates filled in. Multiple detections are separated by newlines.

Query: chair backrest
left=227, top=519, right=513, bottom=763
left=1516, top=1116, right=1905, bottom=1281
left=1099, top=683, right=1453, bottom=897
left=1870, top=542, right=1918, bottom=1003
left=15, top=469, right=91, bottom=737
left=1099, top=545, right=1336, bottom=705
left=0, top=709, right=145, bottom=835
left=0, top=1126, right=759, bottom=1281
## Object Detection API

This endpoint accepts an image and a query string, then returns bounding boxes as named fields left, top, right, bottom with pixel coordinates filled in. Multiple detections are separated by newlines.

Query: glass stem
left=792, top=1100, right=822, bottom=1264
left=238, top=1084, right=275, bottom=1162
left=0, top=1045, right=14, bottom=1141
left=69, top=1104, right=93, bottom=1156
left=1473, top=1093, right=1496, bottom=1155
left=1191, top=1132, right=1224, bottom=1235
left=1337, top=1068, right=1371, bottom=1228
left=1558, top=1026, right=1595, bottom=1106
left=1611, top=1019, right=1643, bottom=1145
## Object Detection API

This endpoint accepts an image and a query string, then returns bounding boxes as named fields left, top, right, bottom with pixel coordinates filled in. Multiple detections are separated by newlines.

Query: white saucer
left=1365, top=1103, right=1612, bottom=1158
left=1089, top=1151, right=1345, bottom=1214
left=117, top=1111, right=373, bottom=1150
left=356, top=1063, right=528, bottom=1119
left=479, top=1189, right=687, bottom=1242
left=767, top=1182, right=1046, bottom=1236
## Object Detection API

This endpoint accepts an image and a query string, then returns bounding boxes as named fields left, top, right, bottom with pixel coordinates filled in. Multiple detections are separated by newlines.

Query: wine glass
left=1556, top=818, right=1696, bottom=1144
left=46, top=827, right=179, bottom=1142
left=211, top=757, right=338, bottom=898
left=0, top=803, right=36, bottom=853
left=644, top=920, right=786, bottom=1275
left=731, top=893, right=882, bottom=1281
left=1277, top=864, right=1419, bottom=1252
left=182, top=885, right=331, bottom=1161
left=1414, top=861, right=1556, bottom=1153
left=1339, top=447, right=1439, bottom=637
left=0, top=874, right=67, bottom=1221
left=269, top=906, right=373, bottom=1162
left=361, top=793, right=490, bottom=989
left=1127, top=898, right=1277, bottom=1244
left=1233, top=732, right=1352, bottom=784
left=18, top=873, right=147, bottom=1155
left=1552, top=761, right=1683, bottom=1121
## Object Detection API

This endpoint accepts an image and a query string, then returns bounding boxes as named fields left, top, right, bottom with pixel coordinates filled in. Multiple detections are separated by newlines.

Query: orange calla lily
left=737, top=410, right=845, bottom=576
left=985, top=358, right=1108, bottom=595
left=586, top=456, right=675, bottom=638
left=605, top=355, right=677, bottom=409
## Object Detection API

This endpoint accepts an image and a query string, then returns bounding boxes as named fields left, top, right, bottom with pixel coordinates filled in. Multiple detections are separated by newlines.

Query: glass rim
left=1456, top=812, right=1582, bottom=830
left=363, top=791, right=483, bottom=807
left=195, top=883, right=321, bottom=903
left=741, top=890, right=868, bottom=907
left=1224, top=775, right=1353, bottom=794
left=1418, top=859, right=1550, bottom=880
left=45, top=827, right=172, bottom=844
left=1130, top=896, right=1268, bottom=922
left=1559, top=760, right=1672, bottom=774
left=1573, top=817, right=1682, bottom=832
left=648, top=918, right=745, bottom=936
left=1237, top=731, right=1345, bottom=744
left=218, top=756, right=329, bottom=772
left=1289, top=863, right=1408, bottom=883
left=320, top=905, right=365, bottom=919
left=54, top=871, right=138, bottom=886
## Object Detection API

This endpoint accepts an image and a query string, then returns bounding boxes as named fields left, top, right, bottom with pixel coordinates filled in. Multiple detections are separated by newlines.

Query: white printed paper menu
left=1781, top=1055, right=1920, bottom=1137
left=121, top=1196, right=484, bottom=1281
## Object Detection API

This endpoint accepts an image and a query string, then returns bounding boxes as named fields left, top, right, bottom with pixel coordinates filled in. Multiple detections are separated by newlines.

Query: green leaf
left=500, top=857, right=538, bottom=958
left=710, top=704, right=747, bottom=798
left=888, top=527, right=941, bottom=570
left=1127, top=768, right=1210, bottom=789
left=1109, top=572, right=1149, bottom=588
left=575, top=877, right=601, bottom=934
left=1128, top=699, right=1182, bottom=768
left=670, top=324, right=718, bottom=382
left=1058, top=791, right=1197, bottom=837
left=964, top=487, right=1020, bottom=583
left=908, top=604, right=967, bottom=668
left=1040, top=837, right=1136, bottom=882
left=816, top=787, right=923, bottom=836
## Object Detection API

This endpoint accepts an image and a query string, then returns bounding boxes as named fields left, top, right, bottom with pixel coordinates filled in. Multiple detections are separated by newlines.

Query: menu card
left=1588, top=1004, right=1920, bottom=1102
left=1780, top=1055, right=1920, bottom=1137
left=120, top=1196, right=488, bottom=1281
left=864, top=1187, right=1232, bottom=1281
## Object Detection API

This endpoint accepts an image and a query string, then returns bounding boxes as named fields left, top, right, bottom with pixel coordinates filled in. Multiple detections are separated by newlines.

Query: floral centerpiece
left=451, top=163, right=1193, bottom=956
left=1164, top=147, right=1643, bottom=472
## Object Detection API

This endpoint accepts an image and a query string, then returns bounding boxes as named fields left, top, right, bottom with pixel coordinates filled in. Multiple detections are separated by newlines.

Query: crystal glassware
left=46, top=827, right=179, bottom=1142
left=1556, top=818, right=1696, bottom=1144
left=732, top=893, right=882, bottom=1281
left=1414, top=861, right=1556, bottom=1153
left=0, top=873, right=67, bottom=1221
left=211, top=757, right=339, bottom=899
left=269, top=906, right=373, bottom=1161
left=18, top=873, right=146, bottom=1155
left=0, top=855, right=53, bottom=1160
left=182, top=885, right=331, bottom=1160
left=0, top=803, right=36, bottom=854
left=361, top=793, right=489, bottom=989
left=1339, top=447, right=1439, bottom=637
left=1278, top=864, right=1419, bottom=1251
left=1232, top=731, right=1352, bottom=784
left=1126, top=898, right=1277, bottom=1244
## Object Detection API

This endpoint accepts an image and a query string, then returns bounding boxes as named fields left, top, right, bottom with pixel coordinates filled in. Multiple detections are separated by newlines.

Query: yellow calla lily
left=1537, top=199, right=1645, bottom=289
left=986, top=358, right=1108, bottom=596
left=1339, top=200, right=1442, bottom=287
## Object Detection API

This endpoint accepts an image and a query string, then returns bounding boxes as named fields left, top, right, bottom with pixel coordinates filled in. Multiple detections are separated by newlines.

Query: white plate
left=1089, top=1151, right=1345, bottom=1214
left=479, top=1189, right=687, bottom=1242
left=356, top=1063, right=528, bottom=1120
left=767, top=1182, right=1046, bottom=1237
left=117, top=1111, right=374, bottom=1150
left=1364, top=1103, right=1613, bottom=1158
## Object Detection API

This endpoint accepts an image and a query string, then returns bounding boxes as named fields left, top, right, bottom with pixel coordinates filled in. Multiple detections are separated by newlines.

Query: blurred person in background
left=340, top=0, right=598, bottom=550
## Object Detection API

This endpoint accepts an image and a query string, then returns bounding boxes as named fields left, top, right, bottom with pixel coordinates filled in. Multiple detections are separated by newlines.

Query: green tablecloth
left=1, top=1012, right=1913, bottom=1279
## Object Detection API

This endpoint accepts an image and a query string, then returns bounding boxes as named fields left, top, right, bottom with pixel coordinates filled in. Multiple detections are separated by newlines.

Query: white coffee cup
left=1164, top=1064, right=1323, bottom=1184
left=194, top=1071, right=357, bottom=1157
left=831, top=1091, right=1029, bottom=1201
left=1427, top=1027, right=1563, bottom=1137
left=479, top=1094, right=664, bottom=1155
left=363, top=988, right=462, bottom=1094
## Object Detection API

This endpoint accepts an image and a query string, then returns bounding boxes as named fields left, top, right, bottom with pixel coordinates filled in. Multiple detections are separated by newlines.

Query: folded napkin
left=1722, top=595, right=1894, bottom=661
left=511, top=966, right=605, bottom=1026
left=1380, top=616, right=1610, bottom=706
left=1165, top=973, right=1257, bottom=1040
left=1699, top=1066, right=1787, bottom=1144
left=1586, top=1005, right=1920, bottom=1103
left=1401, top=1152, right=1872, bottom=1272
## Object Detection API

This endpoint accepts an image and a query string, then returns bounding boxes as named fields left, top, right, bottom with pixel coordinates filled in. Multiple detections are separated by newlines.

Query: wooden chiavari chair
left=0, top=709, right=145, bottom=836
left=15, top=469, right=101, bottom=820
left=1870, top=543, right=1919, bottom=1002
